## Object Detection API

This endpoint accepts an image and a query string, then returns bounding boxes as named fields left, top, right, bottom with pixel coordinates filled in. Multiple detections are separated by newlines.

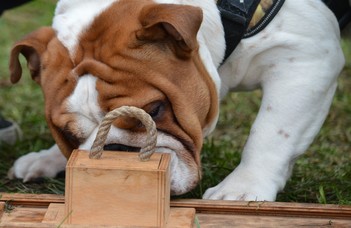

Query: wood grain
left=171, top=199, right=351, bottom=219
left=1, top=194, right=351, bottom=227
left=195, top=213, right=351, bottom=227
left=1, top=194, right=351, bottom=219
left=65, top=149, right=171, bottom=227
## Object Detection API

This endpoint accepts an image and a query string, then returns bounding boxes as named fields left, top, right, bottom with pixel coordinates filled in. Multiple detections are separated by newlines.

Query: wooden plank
left=2, top=193, right=351, bottom=219
left=0, top=193, right=64, bottom=207
left=172, top=199, right=351, bottom=219
left=1, top=203, right=195, bottom=228
left=195, top=214, right=351, bottom=227
left=1, top=193, right=351, bottom=227
left=0, top=223, right=56, bottom=227
left=2, top=205, right=350, bottom=227
left=167, top=208, right=195, bottom=228
left=42, top=203, right=65, bottom=224
left=0, top=206, right=47, bottom=223
left=2, top=193, right=351, bottom=218
left=42, top=203, right=195, bottom=228
left=0, top=222, right=108, bottom=227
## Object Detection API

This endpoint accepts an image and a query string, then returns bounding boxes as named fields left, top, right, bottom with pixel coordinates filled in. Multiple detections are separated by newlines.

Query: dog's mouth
left=103, top=143, right=141, bottom=152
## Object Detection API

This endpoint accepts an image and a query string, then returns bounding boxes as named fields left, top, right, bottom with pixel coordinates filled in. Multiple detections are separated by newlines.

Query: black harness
left=217, top=0, right=285, bottom=62
left=217, top=0, right=261, bottom=61
left=323, top=0, right=351, bottom=29
left=217, top=0, right=351, bottom=62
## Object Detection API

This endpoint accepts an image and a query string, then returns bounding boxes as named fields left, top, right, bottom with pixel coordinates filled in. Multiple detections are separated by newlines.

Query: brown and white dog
left=8, top=0, right=346, bottom=201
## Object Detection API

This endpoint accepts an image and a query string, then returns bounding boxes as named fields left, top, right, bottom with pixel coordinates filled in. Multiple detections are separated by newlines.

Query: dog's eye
left=60, top=127, right=83, bottom=147
left=148, top=102, right=164, bottom=119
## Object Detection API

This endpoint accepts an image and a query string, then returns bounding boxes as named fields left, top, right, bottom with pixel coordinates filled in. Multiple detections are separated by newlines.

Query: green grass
left=0, top=0, right=58, bottom=193
left=0, top=1, right=350, bottom=205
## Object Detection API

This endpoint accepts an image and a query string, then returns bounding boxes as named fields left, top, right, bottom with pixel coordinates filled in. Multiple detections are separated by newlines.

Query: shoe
left=0, top=115, right=22, bottom=145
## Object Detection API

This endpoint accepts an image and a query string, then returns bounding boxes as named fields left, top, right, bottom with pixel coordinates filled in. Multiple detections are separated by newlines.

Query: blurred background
left=0, top=0, right=350, bottom=204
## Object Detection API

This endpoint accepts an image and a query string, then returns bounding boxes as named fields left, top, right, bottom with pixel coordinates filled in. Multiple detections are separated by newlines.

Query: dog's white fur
left=9, top=0, right=345, bottom=201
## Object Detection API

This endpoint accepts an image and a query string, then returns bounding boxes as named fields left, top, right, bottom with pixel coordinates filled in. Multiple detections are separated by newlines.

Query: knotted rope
left=89, top=106, right=157, bottom=161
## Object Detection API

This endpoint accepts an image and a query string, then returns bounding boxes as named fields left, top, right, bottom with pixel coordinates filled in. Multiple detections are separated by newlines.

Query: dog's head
left=9, top=0, right=219, bottom=195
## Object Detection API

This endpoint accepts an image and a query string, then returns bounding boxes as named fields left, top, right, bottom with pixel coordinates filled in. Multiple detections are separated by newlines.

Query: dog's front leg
left=204, top=84, right=338, bottom=201
left=8, top=144, right=67, bottom=182
left=204, top=51, right=344, bottom=201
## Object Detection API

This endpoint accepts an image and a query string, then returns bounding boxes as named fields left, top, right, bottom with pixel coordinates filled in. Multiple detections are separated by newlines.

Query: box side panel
left=74, top=151, right=163, bottom=170
left=66, top=168, right=161, bottom=226
left=64, top=152, right=78, bottom=224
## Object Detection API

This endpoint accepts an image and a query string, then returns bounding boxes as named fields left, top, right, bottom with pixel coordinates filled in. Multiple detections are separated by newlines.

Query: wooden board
left=1, top=193, right=351, bottom=227
left=0, top=202, right=194, bottom=227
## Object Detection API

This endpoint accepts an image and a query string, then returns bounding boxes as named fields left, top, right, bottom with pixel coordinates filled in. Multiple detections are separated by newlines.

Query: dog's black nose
left=103, top=144, right=140, bottom=152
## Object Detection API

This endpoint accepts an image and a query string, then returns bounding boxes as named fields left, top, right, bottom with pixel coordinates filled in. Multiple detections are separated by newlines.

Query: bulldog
left=8, top=0, right=347, bottom=201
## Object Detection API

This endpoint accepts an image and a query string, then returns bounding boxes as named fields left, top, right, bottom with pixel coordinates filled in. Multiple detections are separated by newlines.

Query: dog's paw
left=7, top=144, right=67, bottom=182
left=203, top=166, right=279, bottom=201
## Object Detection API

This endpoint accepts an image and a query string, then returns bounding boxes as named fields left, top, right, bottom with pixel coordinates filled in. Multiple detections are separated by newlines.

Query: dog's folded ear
left=136, top=4, right=203, bottom=59
left=9, top=26, right=56, bottom=84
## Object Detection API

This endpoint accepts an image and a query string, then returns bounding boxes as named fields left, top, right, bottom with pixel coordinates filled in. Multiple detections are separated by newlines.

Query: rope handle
left=89, top=106, right=157, bottom=161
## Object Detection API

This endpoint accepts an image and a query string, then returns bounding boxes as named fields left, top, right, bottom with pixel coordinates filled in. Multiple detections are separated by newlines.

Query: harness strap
left=323, top=0, right=351, bottom=29
left=217, top=0, right=261, bottom=61
left=244, top=0, right=285, bottom=38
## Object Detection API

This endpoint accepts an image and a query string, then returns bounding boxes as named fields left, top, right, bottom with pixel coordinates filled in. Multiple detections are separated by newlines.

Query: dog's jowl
left=8, top=0, right=349, bottom=201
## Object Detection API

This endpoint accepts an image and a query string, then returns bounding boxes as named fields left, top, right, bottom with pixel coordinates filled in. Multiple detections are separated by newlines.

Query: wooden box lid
left=66, top=149, right=170, bottom=171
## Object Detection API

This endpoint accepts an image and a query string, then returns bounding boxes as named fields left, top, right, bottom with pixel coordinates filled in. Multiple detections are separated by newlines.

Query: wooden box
left=65, top=149, right=171, bottom=227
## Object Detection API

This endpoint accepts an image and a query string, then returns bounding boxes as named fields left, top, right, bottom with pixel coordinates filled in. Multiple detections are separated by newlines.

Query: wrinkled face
left=9, top=0, right=219, bottom=195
